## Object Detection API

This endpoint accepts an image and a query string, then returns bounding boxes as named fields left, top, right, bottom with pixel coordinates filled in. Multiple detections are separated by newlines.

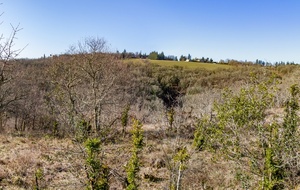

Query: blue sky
left=1, top=0, right=300, bottom=63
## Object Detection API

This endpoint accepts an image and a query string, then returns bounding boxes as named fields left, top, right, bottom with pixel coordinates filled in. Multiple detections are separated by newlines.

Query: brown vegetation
left=1, top=36, right=300, bottom=189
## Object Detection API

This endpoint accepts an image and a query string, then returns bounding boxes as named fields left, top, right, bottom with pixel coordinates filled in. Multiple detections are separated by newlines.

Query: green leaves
left=173, top=147, right=190, bottom=170
left=85, top=138, right=101, bottom=156
left=126, top=119, right=144, bottom=190
left=121, top=105, right=130, bottom=128
left=121, top=105, right=130, bottom=135
left=193, top=76, right=292, bottom=188
left=215, top=83, right=274, bottom=129
left=131, top=119, right=143, bottom=150
left=193, top=117, right=211, bottom=150
left=84, top=138, right=109, bottom=190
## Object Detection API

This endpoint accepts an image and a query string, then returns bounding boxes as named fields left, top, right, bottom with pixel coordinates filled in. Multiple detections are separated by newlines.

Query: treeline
left=117, top=50, right=178, bottom=61
left=115, top=49, right=299, bottom=66
left=179, top=55, right=214, bottom=63
left=148, top=51, right=178, bottom=61
left=116, top=49, right=148, bottom=59
left=219, top=59, right=299, bottom=66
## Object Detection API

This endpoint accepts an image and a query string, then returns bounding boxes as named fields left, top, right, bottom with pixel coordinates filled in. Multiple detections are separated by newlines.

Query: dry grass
left=0, top=135, right=82, bottom=189
left=0, top=124, right=240, bottom=190
left=1, top=59, right=299, bottom=189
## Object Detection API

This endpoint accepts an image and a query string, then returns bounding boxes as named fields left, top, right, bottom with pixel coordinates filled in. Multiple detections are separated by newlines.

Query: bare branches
left=68, top=37, right=108, bottom=55
left=0, top=5, right=26, bottom=131
left=0, top=24, right=25, bottom=62
left=48, top=37, right=128, bottom=136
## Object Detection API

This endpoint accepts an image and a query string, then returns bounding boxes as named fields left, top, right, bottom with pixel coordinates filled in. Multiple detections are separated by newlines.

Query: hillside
left=0, top=53, right=300, bottom=189
left=124, top=58, right=232, bottom=70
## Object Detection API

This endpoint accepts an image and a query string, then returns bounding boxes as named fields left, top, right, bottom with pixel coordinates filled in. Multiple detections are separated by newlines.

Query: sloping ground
left=150, top=59, right=232, bottom=70
left=124, top=59, right=232, bottom=70
left=1, top=65, right=298, bottom=189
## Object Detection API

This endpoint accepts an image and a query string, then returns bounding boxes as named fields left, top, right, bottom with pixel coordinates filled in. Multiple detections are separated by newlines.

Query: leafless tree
left=48, top=37, right=130, bottom=136
left=0, top=6, right=26, bottom=131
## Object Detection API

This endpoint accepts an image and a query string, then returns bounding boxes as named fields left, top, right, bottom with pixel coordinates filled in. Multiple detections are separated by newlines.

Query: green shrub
left=121, top=105, right=130, bottom=135
left=75, top=119, right=91, bottom=143
left=167, top=108, right=175, bottom=129
left=33, top=168, right=44, bottom=190
left=126, top=119, right=144, bottom=190
left=277, top=84, right=300, bottom=188
left=193, top=117, right=211, bottom=150
left=193, top=77, right=285, bottom=188
left=171, top=147, right=190, bottom=190
left=84, top=138, right=109, bottom=190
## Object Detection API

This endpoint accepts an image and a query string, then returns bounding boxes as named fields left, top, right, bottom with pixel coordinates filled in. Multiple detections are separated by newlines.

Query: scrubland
left=1, top=50, right=300, bottom=190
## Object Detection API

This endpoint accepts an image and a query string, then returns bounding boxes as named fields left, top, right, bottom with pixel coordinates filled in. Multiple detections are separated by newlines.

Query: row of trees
left=117, top=48, right=299, bottom=66
left=219, top=59, right=298, bottom=66
left=148, top=51, right=178, bottom=61
left=116, top=49, right=148, bottom=59
left=179, top=55, right=214, bottom=63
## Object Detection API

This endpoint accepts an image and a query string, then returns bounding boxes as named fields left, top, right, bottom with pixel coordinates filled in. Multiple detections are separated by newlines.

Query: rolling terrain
left=0, top=54, right=300, bottom=189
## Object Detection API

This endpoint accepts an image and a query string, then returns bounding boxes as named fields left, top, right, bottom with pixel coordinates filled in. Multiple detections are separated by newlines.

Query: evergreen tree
left=179, top=55, right=186, bottom=61
left=148, top=51, right=159, bottom=60
left=158, top=51, right=165, bottom=60
left=122, top=49, right=127, bottom=59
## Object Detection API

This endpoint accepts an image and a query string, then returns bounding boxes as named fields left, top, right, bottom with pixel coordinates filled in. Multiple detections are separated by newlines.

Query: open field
left=124, top=59, right=232, bottom=70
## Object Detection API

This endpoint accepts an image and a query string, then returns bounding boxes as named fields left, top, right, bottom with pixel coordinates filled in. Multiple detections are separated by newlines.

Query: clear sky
left=1, top=0, right=300, bottom=63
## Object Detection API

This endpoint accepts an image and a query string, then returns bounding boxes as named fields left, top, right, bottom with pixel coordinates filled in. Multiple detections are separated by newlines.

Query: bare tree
left=75, top=38, right=128, bottom=134
left=0, top=5, right=26, bottom=131
left=47, top=55, right=83, bottom=134
left=48, top=37, right=129, bottom=136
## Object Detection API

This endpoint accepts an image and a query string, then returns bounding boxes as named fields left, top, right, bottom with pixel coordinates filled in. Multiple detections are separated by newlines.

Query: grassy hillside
left=125, top=58, right=232, bottom=70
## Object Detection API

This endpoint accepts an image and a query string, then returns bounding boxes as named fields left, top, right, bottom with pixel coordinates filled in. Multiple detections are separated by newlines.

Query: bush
left=193, top=77, right=282, bottom=188
left=126, top=119, right=144, bottom=190
left=84, top=138, right=109, bottom=190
